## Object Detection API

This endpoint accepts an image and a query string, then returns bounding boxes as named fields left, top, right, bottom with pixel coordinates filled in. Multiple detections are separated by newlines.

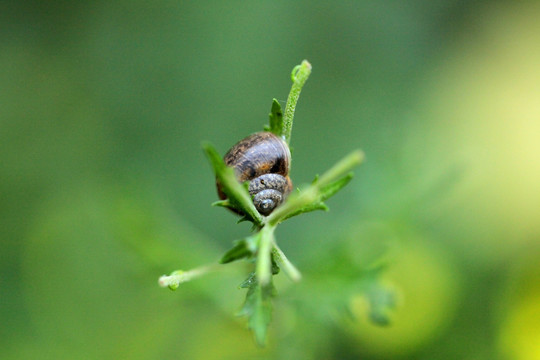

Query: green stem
left=256, top=225, right=275, bottom=285
left=272, top=243, right=302, bottom=282
left=283, top=60, right=312, bottom=144
left=158, top=265, right=216, bottom=290
left=316, top=150, right=365, bottom=187
left=266, top=150, right=364, bottom=226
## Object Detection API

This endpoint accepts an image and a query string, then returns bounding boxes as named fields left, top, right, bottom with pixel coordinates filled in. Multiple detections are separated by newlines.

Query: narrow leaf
left=281, top=202, right=328, bottom=221
left=267, top=150, right=364, bottom=226
left=220, top=235, right=259, bottom=264
left=280, top=174, right=353, bottom=221
left=236, top=216, right=251, bottom=224
left=265, top=99, right=284, bottom=137
left=239, top=272, right=256, bottom=289
left=318, top=173, right=354, bottom=201
left=202, top=142, right=263, bottom=226
left=212, top=199, right=241, bottom=212
left=220, top=242, right=251, bottom=264
left=212, top=200, right=231, bottom=208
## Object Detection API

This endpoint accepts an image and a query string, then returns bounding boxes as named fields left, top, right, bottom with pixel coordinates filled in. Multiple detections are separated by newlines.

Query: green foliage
left=220, top=235, right=259, bottom=264
left=202, top=142, right=263, bottom=226
left=5, top=3, right=538, bottom=358
left=238, top=261, right=280, bottom=346
left=264, top=99, right=284, bottom=138
left=162, top=61, right=368, bottom=346
left=281, top=173, right=354, bottom=221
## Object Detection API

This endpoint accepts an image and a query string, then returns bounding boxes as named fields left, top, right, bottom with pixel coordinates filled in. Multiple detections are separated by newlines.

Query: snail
left=217, top=132, right=293, bottom=216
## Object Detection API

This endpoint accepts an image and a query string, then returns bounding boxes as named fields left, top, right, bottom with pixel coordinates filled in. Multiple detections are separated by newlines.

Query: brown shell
left=217, top=132, right=292, bottom=201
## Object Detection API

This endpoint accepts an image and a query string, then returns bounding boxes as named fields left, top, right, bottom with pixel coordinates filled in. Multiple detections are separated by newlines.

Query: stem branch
left=158, top=265, right=215, bottom=289
left=272, top=243, right=302, bottom=282
left=256, top=226, right=275, bottom=285
left=283, top=60, right=312, bottom=144
left=266, top=149, right=364, bottom=226
left=317, top=150, right=365, bottom=187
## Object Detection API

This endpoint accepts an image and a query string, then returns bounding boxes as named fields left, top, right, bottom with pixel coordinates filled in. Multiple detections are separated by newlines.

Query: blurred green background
left=2, top=1, right=540, bottom=359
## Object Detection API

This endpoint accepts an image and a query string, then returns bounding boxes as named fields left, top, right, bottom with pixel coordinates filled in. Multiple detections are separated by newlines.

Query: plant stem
left=266, top=149, right=364, bottom=226
left=256, top=225, right=275, bottom=285
left=158, top=265, right=215, bottom=289
left=272, top=243, right=302, bottom=282
left=316, top=150, right=365, bottom=187
left=283, top=60, right=312, bottom=144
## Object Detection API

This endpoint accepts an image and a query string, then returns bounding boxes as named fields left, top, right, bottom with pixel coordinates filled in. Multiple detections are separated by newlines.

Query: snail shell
left=217, top=132, right=292, bottom=216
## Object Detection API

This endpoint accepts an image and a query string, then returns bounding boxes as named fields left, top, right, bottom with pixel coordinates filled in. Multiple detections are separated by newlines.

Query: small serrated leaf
left=239, top=272, right=256, bottom=289
left=220, top=235, right=260, bottom=264
left=220, top=242, right=251, bottom=264
left=267, top=99, right=284, bottom=137
left=238, top=272, right=276, bottom=346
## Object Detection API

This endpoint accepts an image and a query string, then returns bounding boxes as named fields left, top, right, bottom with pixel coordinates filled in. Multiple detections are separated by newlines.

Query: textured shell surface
left=224, top=132, right=290, bottom=183
left=218, top=131, right=293, bottom=215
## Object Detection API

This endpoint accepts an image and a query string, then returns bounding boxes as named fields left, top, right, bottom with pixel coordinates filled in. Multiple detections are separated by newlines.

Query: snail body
left=217, top=132, right=292, bottom=216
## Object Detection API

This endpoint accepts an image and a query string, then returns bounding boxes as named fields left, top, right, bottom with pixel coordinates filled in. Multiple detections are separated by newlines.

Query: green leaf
left=220, top=242, right=251, bottom=264
left=239, top=272, right=256, bottom=289
left=236, top=216, right=251, bottom=224
left=267, top=150, right=364, bottom=226
left=281, top=174, right=354, bottom=221
left=238, top=272, right=276, bottom=346
left=211, top=199, right=230, bottom=208
left=211, top=199, right=241, bottom=213
left=264, top=99, right=284, bottom=137
left=220, top=235, right=259, bottom=264
left=281, top=202, right=328, bottom=221
left=202, top=142, right=263, bottom=226
left=319, top=173, right=354, bottom=200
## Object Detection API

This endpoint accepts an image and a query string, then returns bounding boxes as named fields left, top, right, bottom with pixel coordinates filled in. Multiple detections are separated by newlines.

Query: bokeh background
left=2, top=1, right=540, bottom=359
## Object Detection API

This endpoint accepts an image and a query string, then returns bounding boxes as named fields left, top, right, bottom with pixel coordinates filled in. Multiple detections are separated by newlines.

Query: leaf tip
left=352, top=149, right=366, bottom=165
left=301, top=59, right=312, bottom=70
